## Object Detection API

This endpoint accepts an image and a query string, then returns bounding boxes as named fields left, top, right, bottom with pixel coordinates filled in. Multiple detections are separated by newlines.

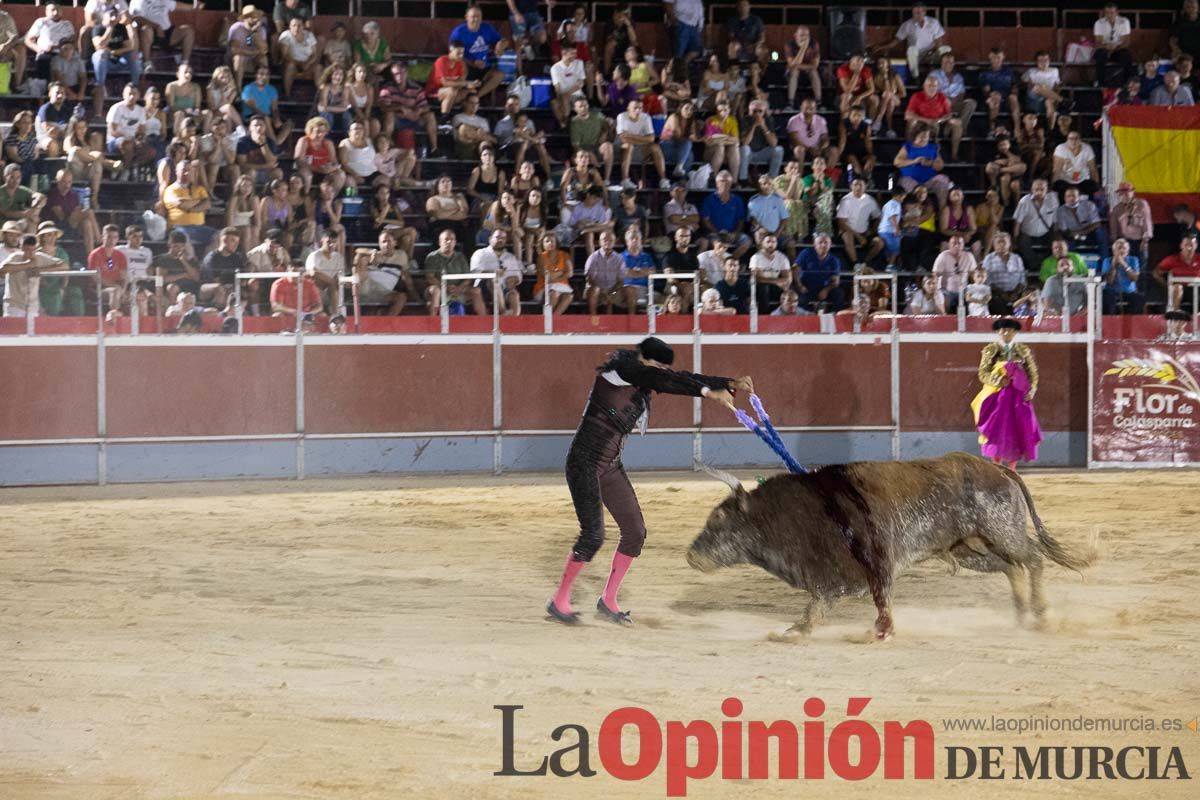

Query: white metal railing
left=440, top=272, right=499, bottom=333
left=19, top=270, right=101, bottom=336
left=851, top=272, right=898, bottom=334
left=647, top=272, right=700, bottom=334
left=1168, top=277, right=1200, bottom=323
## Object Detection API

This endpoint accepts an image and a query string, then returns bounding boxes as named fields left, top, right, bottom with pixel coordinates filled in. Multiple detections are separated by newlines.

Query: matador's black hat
left=638, top=336, right=675, bottom=365
left=993, top=318, right=1023, bottom=331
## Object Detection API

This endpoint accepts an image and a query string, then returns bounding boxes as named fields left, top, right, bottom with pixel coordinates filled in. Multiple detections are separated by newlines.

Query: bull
left=686, top=452, right=1092, bottom=641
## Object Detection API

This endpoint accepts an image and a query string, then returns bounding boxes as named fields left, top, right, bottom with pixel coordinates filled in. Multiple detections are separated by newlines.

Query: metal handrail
left=646, top=271, right=699, bottom=334
left=440, top=271, right=499, bottom=333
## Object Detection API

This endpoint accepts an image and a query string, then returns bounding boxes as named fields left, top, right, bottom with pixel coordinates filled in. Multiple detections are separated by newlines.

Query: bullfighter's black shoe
left=596, top=598, right=633, bottom=626
left=546, top=599, right=581, bottom=625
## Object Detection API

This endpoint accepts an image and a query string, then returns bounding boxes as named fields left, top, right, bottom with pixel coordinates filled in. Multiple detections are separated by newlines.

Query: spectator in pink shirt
left=786, top=97, right=837, bottom=166
left=1108, top=182, right=1153, bottom=261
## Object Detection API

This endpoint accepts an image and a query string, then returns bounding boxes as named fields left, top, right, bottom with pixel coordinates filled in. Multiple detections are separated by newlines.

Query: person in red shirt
left=1155, top=234, right=1200, bottom=310
left=426, top=42, right=475, bottom=116
left=836, top=52, right=876, bottom=117
left=87, top=223, right=128, bottom=315
left=905, top=74, right=956, bottom=147
left=270, top=263, right=326, bottom=329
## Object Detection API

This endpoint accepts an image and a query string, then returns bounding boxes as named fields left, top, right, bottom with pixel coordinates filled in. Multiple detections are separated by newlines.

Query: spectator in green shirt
left=416, top=228, right=471, bottom=315
left=1039, top=236, right=1089, bottom=282
left=569, top=98, right=614, bottom=185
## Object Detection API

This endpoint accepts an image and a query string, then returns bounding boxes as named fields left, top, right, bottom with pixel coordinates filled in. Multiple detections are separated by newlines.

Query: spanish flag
left=1106, top=106, right=1200, bottom=222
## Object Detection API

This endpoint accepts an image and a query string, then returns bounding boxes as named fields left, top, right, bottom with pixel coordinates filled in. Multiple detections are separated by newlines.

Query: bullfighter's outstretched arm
left=610, top=353, right=734, bottom=397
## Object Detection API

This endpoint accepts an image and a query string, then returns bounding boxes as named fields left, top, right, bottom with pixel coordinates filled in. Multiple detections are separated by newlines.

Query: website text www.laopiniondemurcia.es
left=494, top=699, right=1192, bottom=795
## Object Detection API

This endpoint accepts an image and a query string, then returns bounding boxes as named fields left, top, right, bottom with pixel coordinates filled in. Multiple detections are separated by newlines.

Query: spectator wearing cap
left=876, top=2, right=946, bottom=80
left=1055, top=186, right=1108, bottom=255
left=1094, top=2, right=1134, bottom=88
left=1099, top=237, right=1144, bottom=315
left=36, top=221, right=81, bottom=317
left=1150, top=70, right=1196, bottom=106
left=449, top=6, right=506, bottom=100
left=2, top=233, right=65, bottom=318
left=738, top=98, right=783, bottom=183
left=227, top=6, right=269, bottom=87
left=130, top=0, right=198, bottom=66
left=1155, top=235, right=1200, bottom=310
left=1109, top=182, right=1152, bottom=261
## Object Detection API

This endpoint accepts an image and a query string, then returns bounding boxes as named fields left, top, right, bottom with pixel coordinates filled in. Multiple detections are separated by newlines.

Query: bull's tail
left=996, top=464, right=1095, bottom=573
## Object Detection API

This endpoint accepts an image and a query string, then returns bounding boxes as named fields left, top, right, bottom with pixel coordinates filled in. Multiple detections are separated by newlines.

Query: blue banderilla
left=733, top=394, right=807, bottom=474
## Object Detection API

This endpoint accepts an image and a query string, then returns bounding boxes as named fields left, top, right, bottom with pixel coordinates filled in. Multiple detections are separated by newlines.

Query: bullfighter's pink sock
left=552, top=553, right=586, bottom=614
left=602, top=552, right=634, bottom=612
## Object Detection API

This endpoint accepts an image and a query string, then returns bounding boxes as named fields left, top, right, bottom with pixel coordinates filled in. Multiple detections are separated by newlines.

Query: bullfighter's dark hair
left=993, top=318, right=1023, bottom=331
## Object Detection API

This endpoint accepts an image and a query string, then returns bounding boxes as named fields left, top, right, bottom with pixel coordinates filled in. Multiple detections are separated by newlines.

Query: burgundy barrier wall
left=899, top=342, right=1088, bottom=433
left=106, top=346, right=296, bottom=438
left=0, top=346, right=97, bottom=440
left=305, top=344, right=492, bottom=433
left=0, top=339, right=1087, bottom=442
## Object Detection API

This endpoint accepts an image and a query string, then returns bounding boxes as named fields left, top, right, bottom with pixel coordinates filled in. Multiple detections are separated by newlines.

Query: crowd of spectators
left=0, top=0, right=1198, bottom=329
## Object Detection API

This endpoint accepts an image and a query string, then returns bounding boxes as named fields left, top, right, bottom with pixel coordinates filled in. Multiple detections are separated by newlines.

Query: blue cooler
left=529, top=78, right=552, bottom=108
left=497, top=51, right=518, bottom=82
left=651, top=115, right=667, bottom=137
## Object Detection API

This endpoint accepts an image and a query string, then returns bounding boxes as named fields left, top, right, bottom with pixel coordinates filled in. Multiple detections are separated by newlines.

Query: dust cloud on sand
left=1, top=469, right=1198, bottom=798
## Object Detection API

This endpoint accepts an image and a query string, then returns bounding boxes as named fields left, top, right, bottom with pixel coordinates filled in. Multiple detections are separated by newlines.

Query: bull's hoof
left=873, top=613, right=895, bottom=642
left=768, top=624, right=811, bottom=643
left=1031, top=612, right=1051, bottom=633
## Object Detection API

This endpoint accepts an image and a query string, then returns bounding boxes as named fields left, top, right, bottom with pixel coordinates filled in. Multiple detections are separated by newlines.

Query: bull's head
left=687, top=463, right=754, bottom=573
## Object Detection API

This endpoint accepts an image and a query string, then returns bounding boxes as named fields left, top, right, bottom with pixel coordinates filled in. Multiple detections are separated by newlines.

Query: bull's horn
left=695, top=460, right=743, bottom=493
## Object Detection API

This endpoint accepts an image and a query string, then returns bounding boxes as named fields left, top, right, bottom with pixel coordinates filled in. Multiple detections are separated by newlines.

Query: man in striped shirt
left=584, top=230, right=627, bottom=315
left=380, top=62, right=439, bottom=156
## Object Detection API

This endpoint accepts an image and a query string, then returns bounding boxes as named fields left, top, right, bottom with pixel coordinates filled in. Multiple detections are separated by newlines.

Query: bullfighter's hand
left=732, top=376, right=754, bottom=394
left=707, top=388, right=737, bottom=411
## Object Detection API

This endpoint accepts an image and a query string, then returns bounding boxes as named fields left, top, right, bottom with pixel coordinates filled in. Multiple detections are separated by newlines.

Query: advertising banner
left=1092, top=341, right=1200, bottom=465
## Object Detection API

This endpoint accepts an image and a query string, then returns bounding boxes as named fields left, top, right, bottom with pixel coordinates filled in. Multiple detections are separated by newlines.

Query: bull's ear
left=696, top=461, right=743, bottom=494
left=735, top=486, right=749, bottom=512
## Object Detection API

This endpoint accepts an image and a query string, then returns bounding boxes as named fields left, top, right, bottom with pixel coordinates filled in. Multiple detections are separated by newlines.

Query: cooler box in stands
left=651, top=115, right=667, bottom=137
left=529, top=78, right=552, bottom=108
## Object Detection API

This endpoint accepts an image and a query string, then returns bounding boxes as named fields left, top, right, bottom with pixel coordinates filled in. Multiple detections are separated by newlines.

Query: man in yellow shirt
left=163, top=161, right=216, bottom=255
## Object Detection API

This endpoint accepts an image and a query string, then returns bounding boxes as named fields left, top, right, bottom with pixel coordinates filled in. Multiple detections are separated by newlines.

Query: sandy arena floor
left=1, top=468, right=1199, bottom=799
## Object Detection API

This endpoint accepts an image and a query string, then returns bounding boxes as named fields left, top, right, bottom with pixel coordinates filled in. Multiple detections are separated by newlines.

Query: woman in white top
left=338, top=122, right=380, bottom=190
left=348, top=63, right=377, bottom=138
left=1051, top=130, right=1098, bottom=198
left=906, top=274, right=947, bottom=315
